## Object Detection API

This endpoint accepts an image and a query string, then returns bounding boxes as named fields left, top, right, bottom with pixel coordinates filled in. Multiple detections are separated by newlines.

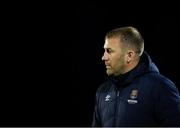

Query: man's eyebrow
left=104, top=48, right=114, bottom=53
left=104, top=48, right=112, bottom=50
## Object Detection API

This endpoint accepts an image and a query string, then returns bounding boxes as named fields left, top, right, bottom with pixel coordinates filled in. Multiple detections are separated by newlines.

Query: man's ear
left=126, top=50, right=135, bottom=63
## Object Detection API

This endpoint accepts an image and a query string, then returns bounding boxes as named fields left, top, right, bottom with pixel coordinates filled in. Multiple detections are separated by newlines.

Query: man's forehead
left=104, top=38, right=121, bottom=48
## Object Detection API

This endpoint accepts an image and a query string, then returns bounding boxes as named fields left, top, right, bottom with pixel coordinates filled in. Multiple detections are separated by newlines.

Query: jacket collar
left=108, top=51, right=159, bottom=88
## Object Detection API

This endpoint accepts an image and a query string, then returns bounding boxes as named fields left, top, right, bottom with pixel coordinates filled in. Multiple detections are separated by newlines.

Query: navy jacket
left=92, top=52, right=180, bottom=127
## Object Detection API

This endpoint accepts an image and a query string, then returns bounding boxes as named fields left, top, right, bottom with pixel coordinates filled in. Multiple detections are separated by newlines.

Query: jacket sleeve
left=92, top=91, right=101, bottom=127
left=155, top=78, right=180, bottom=126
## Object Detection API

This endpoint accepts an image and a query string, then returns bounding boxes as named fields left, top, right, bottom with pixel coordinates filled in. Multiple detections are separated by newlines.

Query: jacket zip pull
left=117, top=91, right=120, bottom=97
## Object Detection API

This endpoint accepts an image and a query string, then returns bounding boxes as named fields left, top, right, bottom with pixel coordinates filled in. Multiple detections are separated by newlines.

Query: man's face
left=102, top=37, right=127, bottom=76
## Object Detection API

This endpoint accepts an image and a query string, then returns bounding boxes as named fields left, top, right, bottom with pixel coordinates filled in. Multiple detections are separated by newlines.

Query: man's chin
left=107, top=71, right=120, bottom=77
left=106, top=71, right=113, bottom=76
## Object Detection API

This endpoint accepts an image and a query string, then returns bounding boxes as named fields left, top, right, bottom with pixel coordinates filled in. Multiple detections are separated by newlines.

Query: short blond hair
left=105, top=26, right=144, bottom=56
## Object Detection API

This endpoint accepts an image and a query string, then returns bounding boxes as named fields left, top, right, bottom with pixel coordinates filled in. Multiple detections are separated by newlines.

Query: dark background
left=1, top=1, right=179, bottom=126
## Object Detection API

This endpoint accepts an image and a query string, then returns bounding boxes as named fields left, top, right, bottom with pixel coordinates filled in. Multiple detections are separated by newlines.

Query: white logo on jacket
left=105, top=95, right=111, bottom=101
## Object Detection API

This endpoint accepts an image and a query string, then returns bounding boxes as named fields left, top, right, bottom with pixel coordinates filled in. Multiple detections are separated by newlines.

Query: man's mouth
left=105, top=65, right=111, bottom=69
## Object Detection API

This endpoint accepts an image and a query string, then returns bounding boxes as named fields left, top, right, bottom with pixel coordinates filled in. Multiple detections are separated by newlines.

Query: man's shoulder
left=140, top=72, right=174, bottom=85
left=147, top=73, right=176, bottom=87
left=157, top=74, right=179, bottom=93
left=143, top=72, right=178, bottom=93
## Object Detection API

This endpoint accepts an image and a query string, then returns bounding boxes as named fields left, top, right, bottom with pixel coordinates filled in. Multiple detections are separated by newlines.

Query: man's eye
left=107, top=49, right=112, bottom=53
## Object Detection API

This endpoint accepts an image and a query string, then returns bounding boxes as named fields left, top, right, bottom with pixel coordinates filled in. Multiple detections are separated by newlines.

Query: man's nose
left=102, top=52, right=108, bottom=61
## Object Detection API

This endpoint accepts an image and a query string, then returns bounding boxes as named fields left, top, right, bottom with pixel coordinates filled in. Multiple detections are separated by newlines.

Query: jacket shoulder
left=157, top=74, right=179, bottom=94
left=143, top=72, right=180, bottom=100
left=141, top=72, right=177, bottom=89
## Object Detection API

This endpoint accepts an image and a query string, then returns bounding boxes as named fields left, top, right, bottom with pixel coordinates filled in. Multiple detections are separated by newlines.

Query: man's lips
left=105, top=62, right=111, bottom=68
left=105, top=62, right=110, bottom=66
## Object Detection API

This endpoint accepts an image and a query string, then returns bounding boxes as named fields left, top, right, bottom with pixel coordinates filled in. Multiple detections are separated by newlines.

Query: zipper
left=114, top=90, right=120, bottom=126
left=117, top=90, right=120, bottom=97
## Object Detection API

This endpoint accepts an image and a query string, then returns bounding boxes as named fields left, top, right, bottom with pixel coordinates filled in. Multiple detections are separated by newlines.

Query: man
left=92, top=26, right=180, bottom=126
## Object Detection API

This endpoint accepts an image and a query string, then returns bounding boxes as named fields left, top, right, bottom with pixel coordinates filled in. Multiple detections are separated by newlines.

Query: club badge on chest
left=127, top=89, right=138, bottom=104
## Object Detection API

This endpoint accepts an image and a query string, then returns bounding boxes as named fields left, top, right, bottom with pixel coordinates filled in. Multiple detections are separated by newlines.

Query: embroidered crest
left=130, top=90, right=138, bottom=99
